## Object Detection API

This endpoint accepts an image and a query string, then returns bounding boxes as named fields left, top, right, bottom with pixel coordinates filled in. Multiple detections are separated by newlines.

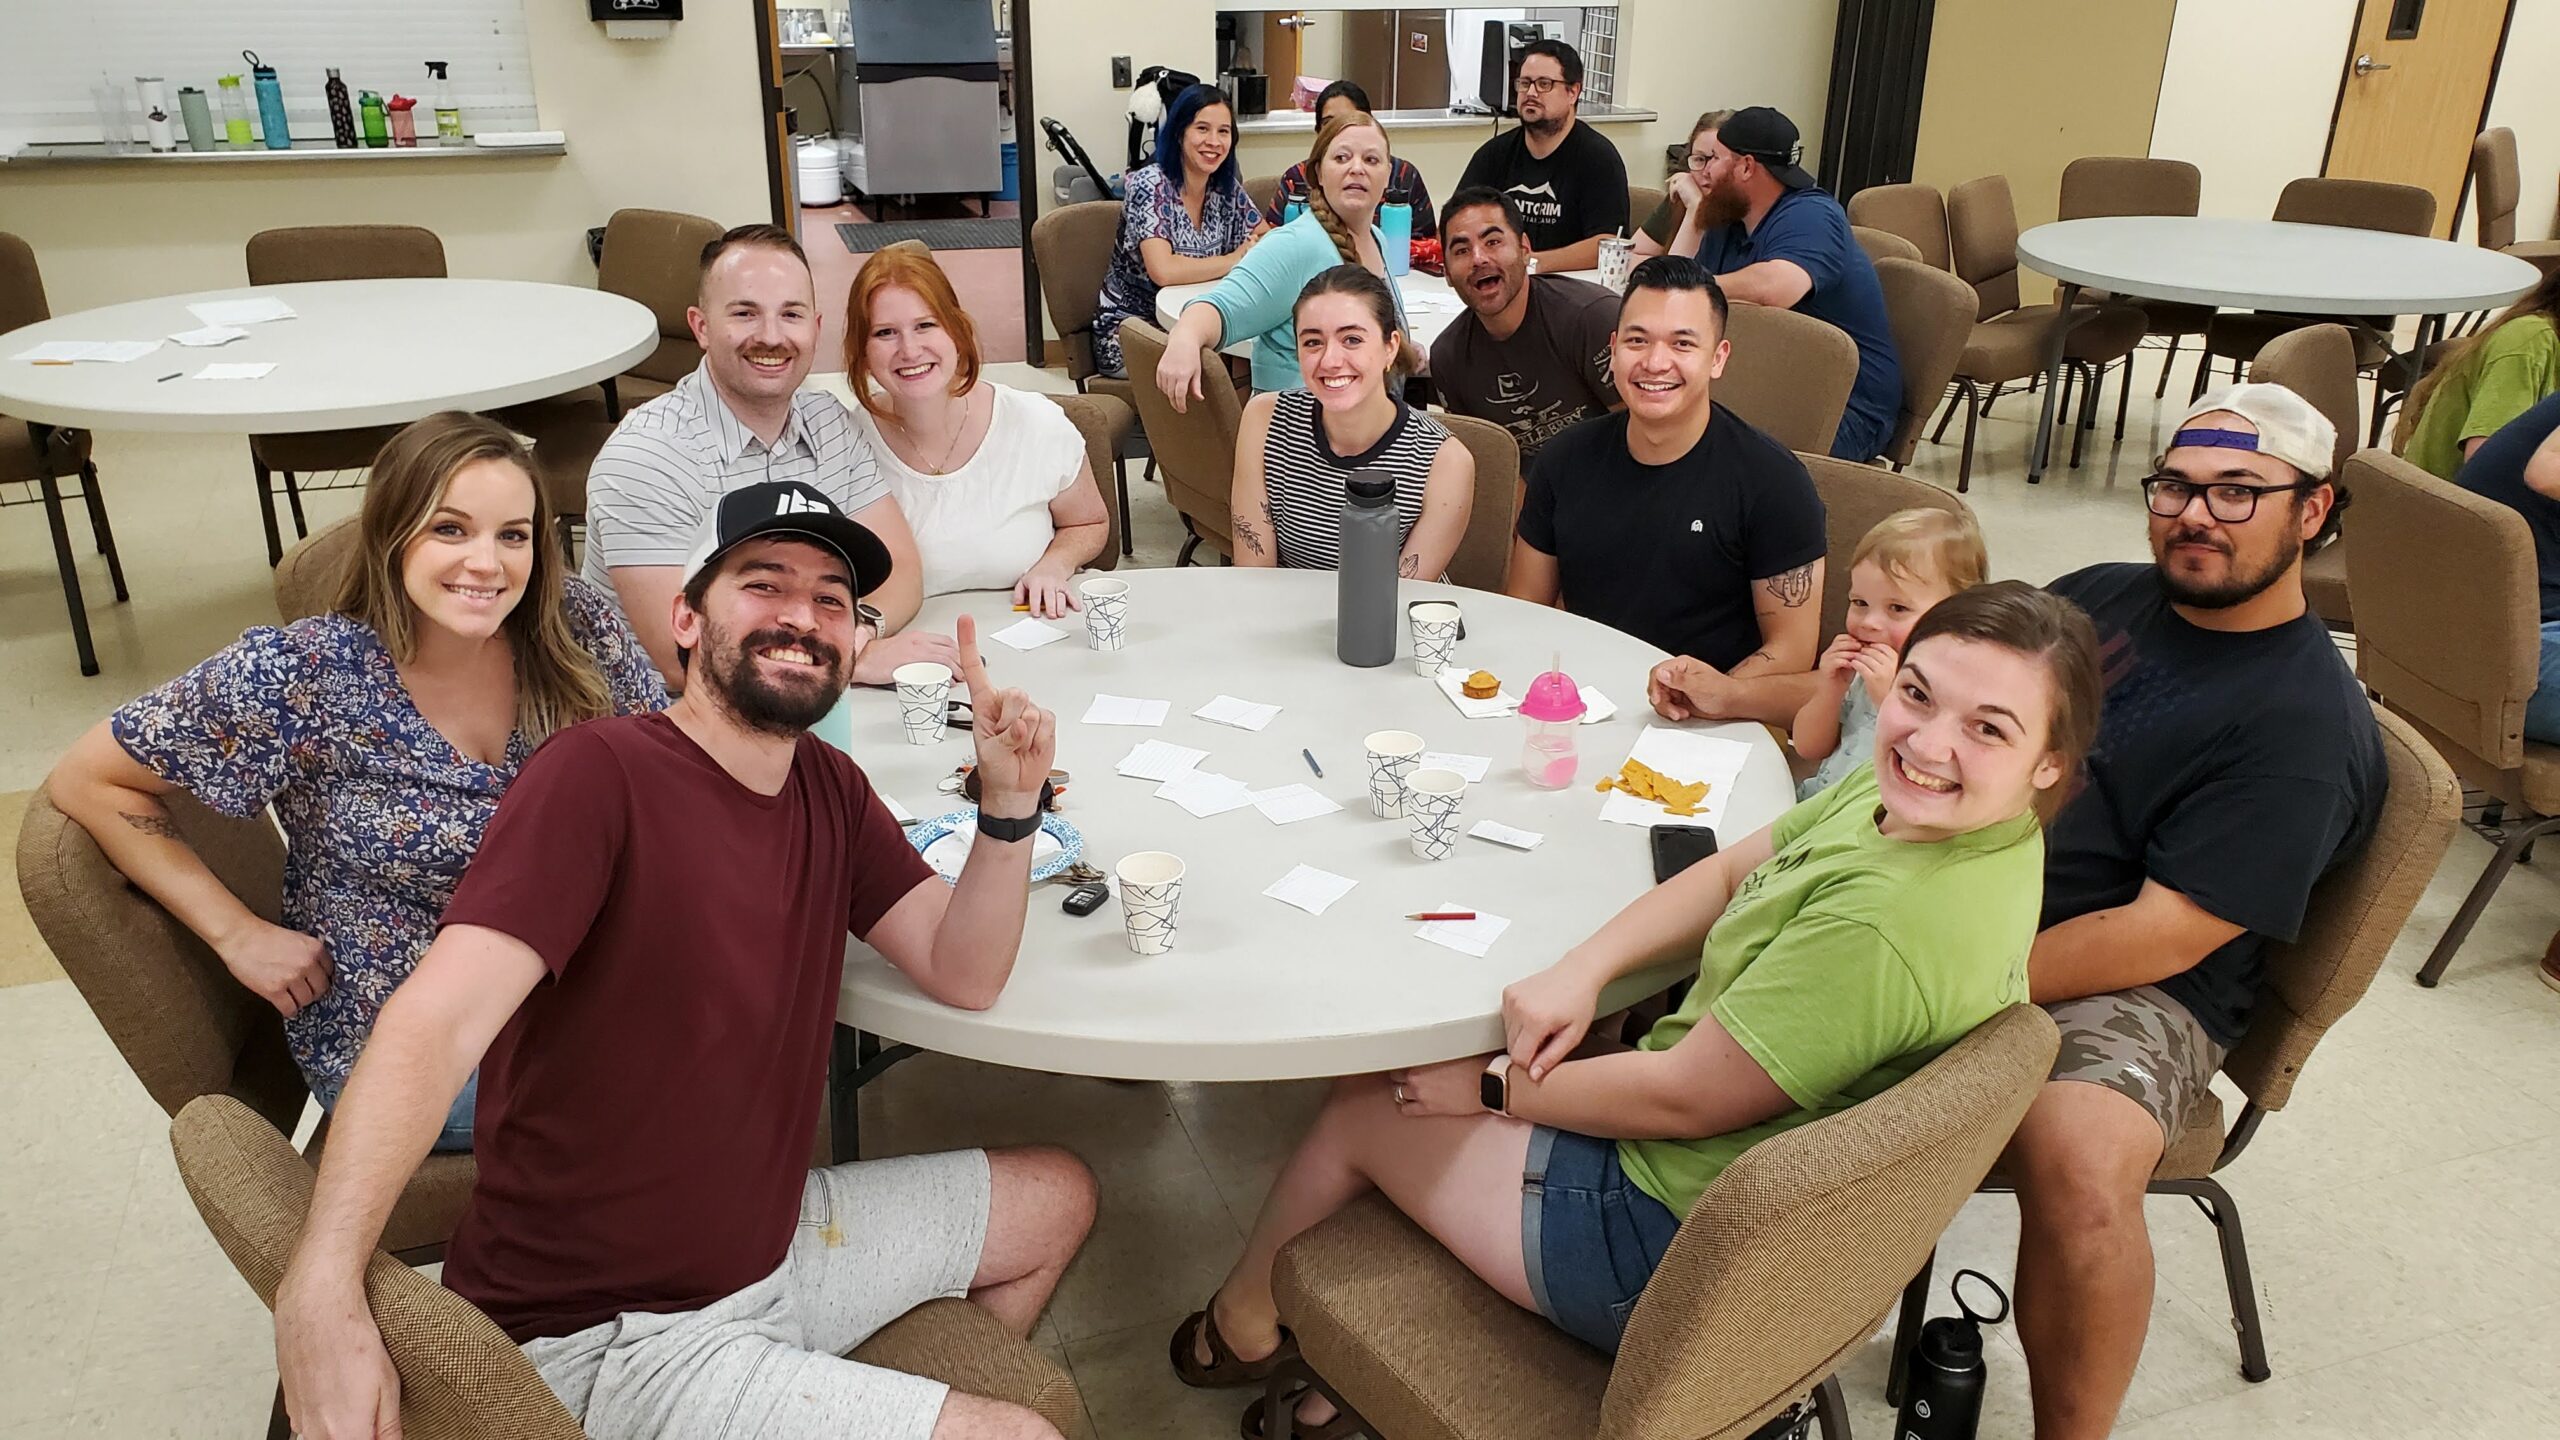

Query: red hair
left=842, top=242, right=981, bottom=419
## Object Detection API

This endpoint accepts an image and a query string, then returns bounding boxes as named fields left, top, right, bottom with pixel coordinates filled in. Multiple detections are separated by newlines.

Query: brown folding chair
left=2059, top=157, right=2217, bottom=400
left=2196, top=178, right=2438, bottom=425
left=2, top=230, right=128, bottom=676
left=1043, top=391, right=1133, bottom=571
left=1246, top=175, right=1284, bottom=221
left=1435, top=413, right=1523, bottom=592
left=1627, top=185, right=1666, bottom=239
left=2469, top=129, right=2560, bottom=281
left=1873, top=256, right=1980, bottom=485
left=1845, top=183, right=1951, bottom=271
left=1117, top=318, right=1243, bottom=565
left=1890, top=703, right=2458, bottom=1394
left=273, top=516, right=363, bottom=623
left=1853, top=225, right=1924, bottom=267
left=1029, top=200, right=1146, bottom=554
left=1947, top=175, right=2147, bottom=474
left=243, top=226, right=448, bottom=566
left=1266, top=1005, right=2058, bottom=1440
left=1715, top=301, right=1857, bottom=457
left=1801, top=452, right=1971, bottom=645
left=2246, top=324, right=2363, bottom=630
left=2343, top=448, right=2558, bottom=985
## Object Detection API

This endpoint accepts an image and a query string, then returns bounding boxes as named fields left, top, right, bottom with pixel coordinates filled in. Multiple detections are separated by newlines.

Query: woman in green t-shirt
left=2398, top=267, right=2560, bottom=480
left=1170, top=583, right=2102, bottom=1432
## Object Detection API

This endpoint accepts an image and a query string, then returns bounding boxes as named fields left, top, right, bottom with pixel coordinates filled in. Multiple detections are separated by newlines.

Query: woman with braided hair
left=1152, top=110, right=1420, bottom=407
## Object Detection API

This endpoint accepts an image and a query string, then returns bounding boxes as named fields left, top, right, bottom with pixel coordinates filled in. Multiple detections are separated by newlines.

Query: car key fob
left=1062, top=882, right=1110, bottom=916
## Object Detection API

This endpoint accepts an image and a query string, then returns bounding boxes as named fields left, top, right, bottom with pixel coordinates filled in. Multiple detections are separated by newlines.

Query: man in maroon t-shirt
left=272, top=480, right=1094, bottom=1440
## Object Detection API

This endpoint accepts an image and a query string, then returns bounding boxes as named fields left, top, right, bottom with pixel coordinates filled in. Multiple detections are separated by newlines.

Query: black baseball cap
left=1719, top=107, right=1816, bottom=192
left=679, top=479, right=892, bottom=596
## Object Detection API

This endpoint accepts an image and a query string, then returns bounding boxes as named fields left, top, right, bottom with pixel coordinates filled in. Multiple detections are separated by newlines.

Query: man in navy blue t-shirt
left=1664, top=107, right=1902, bottom=464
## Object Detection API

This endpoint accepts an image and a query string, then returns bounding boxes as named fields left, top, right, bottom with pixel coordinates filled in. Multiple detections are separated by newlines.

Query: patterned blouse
left=1093, top=162, right=1262, bottom=377
left=110, top=578, right=666, bottom=1097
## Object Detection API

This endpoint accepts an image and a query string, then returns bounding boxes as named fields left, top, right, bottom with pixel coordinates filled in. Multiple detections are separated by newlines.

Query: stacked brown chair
left=1245, top=175, right=1283, bottom=221
left=1845, top=183, right=1951, bottom=271
left=1029, top=200, right=1145, bottom=554
left=1041, top=391, right=1133, bottom=570
left=1627, top=185, right=1666, bottom=239
left=2470, top=128, right=2560, bottom=282
left=273, top=516, right=364, bottom=623
left=1947, top=175, right=2148, bottom=474
left=1891, top=704, right=2458, bottom=1392
left=1265, top=1004, right=2059, bottom=1440
left=2245, top=324, right=2363, bottom=630
left=243, top=226, right=448, bottom=566
left=1716, top=301, right=1858, bottom=456
left=2194, top=179, right=2437, bottom=408
left=2344, top=449, right=2556, bottom=985
left=2058, top=157, right=2218, bottom=400
left=2, top=230, right=127, bottom=676
left=1117, top=318, right=1243, bottom=564
left=501, top=208, right=727, bottom=556
left=1435, top=413, right=1524, bottom=592
left=1852, top=225, right=1924, bottom=267
left=173, top=1094, right=1082, bottom=1440
left=1802, top=453, right=1969, bottom=645
left=1873, top=257, right=1981, bottom=485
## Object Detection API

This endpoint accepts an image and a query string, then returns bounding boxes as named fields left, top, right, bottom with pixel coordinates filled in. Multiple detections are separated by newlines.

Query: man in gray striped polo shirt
left=583, top=223, right=957, bottom=689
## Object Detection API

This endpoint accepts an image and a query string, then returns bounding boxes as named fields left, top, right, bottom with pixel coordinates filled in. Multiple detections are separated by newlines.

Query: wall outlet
left=1112, top=55, right=1133, bottom=88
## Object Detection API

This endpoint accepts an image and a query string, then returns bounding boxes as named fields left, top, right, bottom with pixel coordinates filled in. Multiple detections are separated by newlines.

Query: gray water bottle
left=1337, top=471, right=1399, bottom=668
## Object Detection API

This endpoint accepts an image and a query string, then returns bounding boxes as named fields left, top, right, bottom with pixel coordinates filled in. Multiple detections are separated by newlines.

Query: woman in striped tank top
left=1231, top=265, right=1476, bottom=578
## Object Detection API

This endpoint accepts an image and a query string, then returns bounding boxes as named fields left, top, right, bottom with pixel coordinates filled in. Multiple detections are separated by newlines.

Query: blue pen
left=1302, top=748, right=1323, bottom=778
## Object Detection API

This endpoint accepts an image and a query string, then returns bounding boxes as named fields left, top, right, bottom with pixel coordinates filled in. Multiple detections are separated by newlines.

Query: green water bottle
left=359, top=90, right=388, bottom=148
left=218, top=75, right=254, bottom=148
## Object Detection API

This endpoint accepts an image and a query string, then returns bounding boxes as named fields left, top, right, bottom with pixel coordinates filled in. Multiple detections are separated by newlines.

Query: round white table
left=0, top=278, right=656, bottom=673
left=2012, top=216, right=2543, bottom=483
left=832, top=568, right=1796, bottom=1085
left=1154, top=268, right=1601, bottom=354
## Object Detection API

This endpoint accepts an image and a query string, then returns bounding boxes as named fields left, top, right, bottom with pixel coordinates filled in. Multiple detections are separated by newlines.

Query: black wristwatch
left=976, top=779, right=1054, bottom=843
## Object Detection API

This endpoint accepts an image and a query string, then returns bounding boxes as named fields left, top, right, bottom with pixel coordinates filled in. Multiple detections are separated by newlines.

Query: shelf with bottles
left=3, top=138, right=568, bottom=168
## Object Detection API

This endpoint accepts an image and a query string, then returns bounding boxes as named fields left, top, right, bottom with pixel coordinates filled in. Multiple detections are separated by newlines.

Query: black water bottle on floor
left=1336, top=471, right=1398, bottom=667
left=1895, top=1269, right=2009, bottom=1440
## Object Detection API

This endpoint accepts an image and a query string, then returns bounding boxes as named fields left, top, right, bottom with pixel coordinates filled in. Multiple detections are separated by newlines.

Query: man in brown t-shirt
left=1428, top=187, right=1623, bottom=469
left=273, top=480, right=1092, bottom=1440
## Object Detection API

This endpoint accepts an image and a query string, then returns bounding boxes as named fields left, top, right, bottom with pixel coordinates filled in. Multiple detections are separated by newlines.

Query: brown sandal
left=1241, top=1389, right=1363, bottom=1440
left=1169, top=1306, right=1297, bottom=1389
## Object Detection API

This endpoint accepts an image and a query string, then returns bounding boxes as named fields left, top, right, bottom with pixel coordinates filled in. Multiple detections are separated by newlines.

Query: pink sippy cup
left=1519, top=664, right=1587, bottom=788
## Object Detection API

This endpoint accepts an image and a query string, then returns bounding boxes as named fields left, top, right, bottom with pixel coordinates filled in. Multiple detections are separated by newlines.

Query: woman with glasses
left=1634, top=109, right=1732, bottom=258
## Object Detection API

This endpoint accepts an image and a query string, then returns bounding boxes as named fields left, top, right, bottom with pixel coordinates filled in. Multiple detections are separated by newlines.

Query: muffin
left=1461, top=670, right=1501, bottom=700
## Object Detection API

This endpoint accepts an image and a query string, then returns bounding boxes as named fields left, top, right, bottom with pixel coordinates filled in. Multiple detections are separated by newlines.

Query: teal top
left=1191, top=210, right=1409, bottom=394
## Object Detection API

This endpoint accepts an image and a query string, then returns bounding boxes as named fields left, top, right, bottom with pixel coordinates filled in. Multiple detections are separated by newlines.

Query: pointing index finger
left=953, top=613, right=995, bottom=700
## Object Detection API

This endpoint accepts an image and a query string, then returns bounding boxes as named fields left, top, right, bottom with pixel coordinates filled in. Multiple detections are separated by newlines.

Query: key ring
left=1951, top=1268, right=2011, bottom=1327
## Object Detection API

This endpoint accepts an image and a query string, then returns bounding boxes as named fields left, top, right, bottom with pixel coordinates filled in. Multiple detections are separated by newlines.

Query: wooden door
left=1261, top=12, right=1306, bottom=90
left=1396, top=11, right=1451, bottom=111
left=2324, top=0, right=2511, bottom=236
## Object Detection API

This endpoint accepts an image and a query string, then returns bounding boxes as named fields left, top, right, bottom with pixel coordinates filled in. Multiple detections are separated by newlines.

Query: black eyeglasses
left=1684, top=152, right=1714, bottom=172
left=1515, top=76, right=1568, bottom=95
left=2141, top=476, right=2314, bottom=523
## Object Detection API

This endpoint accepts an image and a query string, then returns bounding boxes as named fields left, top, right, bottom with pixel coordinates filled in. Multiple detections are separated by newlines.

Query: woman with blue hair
left=1093, top=83, right=1266, bottom=377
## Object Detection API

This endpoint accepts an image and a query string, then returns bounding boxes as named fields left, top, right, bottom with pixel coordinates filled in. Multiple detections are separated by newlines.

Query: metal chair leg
left=1978, top=379, right=2006, bottom=417
left=2161, top=1177, right=2271, bottom=1383
left=1113, top=456, right=1134, bottom=557
left=39, top=471, right=100, bottom=676
left=1812, top=1374, right=1851, bottom=1440
left=1177, top=533, right=1202, bottom=567
left=2069, top=363, right=2096, bottom=470
left=1931, top=378, right=1970, bottom=445
left=2189, top=344, right=2215, bottom=402
left=1884, top=1251, right=1936, bottom=1407
left=2155, top=333, right=2181, bottom=398
left=2114, top=346, right=2137, bottom=442
left=79, top=462, right=129, bottom=601
left=282, top=469, right=309, bottom=539
left=1956, top=397, right=1978, bottom=495
left=2416, top=812, right=2560, bottom=985
left=253, top=456, right=286, bottom=566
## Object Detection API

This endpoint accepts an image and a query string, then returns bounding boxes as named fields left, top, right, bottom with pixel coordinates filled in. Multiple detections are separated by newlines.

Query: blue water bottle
left=246, top=50, right=290, bottom=150
left=1380, top=187, right=1413, bottom=279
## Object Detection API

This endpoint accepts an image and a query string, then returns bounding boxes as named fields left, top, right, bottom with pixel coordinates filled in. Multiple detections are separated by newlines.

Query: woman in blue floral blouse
left=47, top=412, right=666, bottom=1152
left=1092, top=82, right=1268, bottom=378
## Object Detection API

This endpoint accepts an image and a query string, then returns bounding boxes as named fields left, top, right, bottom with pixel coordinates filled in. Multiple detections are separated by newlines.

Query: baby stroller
left=1040, top=115, right=1121, bottom=205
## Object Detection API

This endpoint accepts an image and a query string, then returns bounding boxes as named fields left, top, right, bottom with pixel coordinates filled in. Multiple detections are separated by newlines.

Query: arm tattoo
left=1234, top=516, right=1268, bottom=557
left=1730, top=648, right=1779, bottom=675
left=1761, top=564, right=1815, bottom=608
left=118, top=810, right=182, bottom=840
left=1398, top=554, right=1421, bottom=578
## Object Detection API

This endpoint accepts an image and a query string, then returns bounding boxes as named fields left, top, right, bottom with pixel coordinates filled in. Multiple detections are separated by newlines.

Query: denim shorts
left=1521, top=1126, right=1682, bottom=1353
left=314, top=1068, right=478, bottom=1154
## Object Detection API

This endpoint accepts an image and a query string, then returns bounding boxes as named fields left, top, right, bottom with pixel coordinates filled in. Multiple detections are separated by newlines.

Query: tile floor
left=2, top=347, right=2556, bottom=1438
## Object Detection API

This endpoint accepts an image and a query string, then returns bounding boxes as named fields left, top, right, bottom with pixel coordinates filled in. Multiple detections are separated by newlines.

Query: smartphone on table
left=1649, top=825, right=1720, bottom=883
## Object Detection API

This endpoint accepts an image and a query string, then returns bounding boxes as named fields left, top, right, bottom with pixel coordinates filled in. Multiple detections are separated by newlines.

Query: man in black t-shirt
left=2008, top=385, right=2385, bottom=1440
left=1506, top=256, right=1827, bottom=727
left=1454, top=38, right=1630, bottom=274
left=1430, top=187, right=1622, bottom=467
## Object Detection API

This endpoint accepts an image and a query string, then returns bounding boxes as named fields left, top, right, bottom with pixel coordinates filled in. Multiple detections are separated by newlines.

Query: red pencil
left=1408, top=911, right=1477, bottom=921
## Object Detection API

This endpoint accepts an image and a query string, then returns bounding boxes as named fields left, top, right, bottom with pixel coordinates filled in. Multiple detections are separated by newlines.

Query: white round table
left=832, top=568, right=1796, bottom=1084
left=2011, top=217, right=2542, bottom=482
left=1155, top=269, right=1601, bottom=354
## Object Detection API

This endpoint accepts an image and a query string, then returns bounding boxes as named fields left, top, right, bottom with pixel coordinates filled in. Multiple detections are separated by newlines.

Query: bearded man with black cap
left=271, top=479, right=1093, bottom=1440
left=2007, top=384, right=2386, bottom=1440
left=1665, top=105, right=1902, bottom=462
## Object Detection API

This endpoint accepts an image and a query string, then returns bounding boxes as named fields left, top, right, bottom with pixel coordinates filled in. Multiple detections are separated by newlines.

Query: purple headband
left=2172, top=426, right=2261, bottom=452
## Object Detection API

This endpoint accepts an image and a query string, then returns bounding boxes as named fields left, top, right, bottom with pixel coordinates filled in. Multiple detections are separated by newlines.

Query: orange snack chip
left=1594, top=757, right=1711, bottom=816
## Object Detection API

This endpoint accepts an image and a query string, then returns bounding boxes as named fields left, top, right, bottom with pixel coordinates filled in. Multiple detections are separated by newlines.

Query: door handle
left=2353, top=53, right=2393, bottom=75
left=1279, top=13, right=1316, bottom=30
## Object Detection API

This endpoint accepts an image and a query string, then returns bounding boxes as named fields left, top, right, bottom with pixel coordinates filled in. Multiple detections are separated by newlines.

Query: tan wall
left=2148, top=0, right=2358, bottom=221
left=2, top=6, right=774, bottom=312
left=1911, top=0, right=2178, bottom=304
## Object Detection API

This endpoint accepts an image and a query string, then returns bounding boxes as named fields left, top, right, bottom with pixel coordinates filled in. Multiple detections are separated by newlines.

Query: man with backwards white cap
left=2004, top=385, right=2386, bottom=1439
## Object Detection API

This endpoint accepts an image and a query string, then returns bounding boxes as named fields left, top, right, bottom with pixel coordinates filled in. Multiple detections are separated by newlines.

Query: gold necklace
left=893, top=388, right=976, bottom=475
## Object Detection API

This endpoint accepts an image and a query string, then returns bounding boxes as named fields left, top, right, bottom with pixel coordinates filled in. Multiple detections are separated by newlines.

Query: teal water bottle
left=246, top=51, right=290, bottom=149
left=1380, top=186, right=1414, bottom=279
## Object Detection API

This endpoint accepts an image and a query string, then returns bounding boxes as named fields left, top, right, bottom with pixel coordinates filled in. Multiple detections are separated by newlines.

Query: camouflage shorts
left=2044, top=985, right=2227, bottom=1140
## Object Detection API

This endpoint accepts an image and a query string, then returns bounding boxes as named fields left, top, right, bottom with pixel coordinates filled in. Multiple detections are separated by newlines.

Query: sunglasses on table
left=2139, top=476, right=2317, bottom=523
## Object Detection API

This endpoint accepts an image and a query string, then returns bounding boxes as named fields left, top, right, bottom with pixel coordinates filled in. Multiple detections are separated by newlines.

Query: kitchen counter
left=1235, top=102, right=1655, bottom=134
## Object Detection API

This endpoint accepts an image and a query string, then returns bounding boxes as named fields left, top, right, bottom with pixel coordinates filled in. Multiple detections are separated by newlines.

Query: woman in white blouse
left=846, top=245, right=1111, bottom=617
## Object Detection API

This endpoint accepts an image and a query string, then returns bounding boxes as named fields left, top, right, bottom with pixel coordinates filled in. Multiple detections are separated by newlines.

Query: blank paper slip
left=1195, top=694, right=1282, bottom=730
left=1579, top=686, right=1619, bottom=724
left=1469, top=820, right=1545, bottom=850
left=1247, top=784, right=1343, bottom=825
left=1419, top=751, right=1492, bottom=783
left=167, top=325, right=250, bottom=347
left=1264, top=864, right=1358, bottom=916
left=989, top=617, right=1069, bottom=650
left=1156, top=768, right=1256, bottom=817
left=185, top=296, right=297, bottom=327
left=1117, top=739, right=1208, bottom=781
left=13, top=340, right=160, bottom=363
left=194, top=362, right=278, bottom=381
left=1082, top=693, right=1171, bottom=726
left=1414, top=904, right=1511, bottom=957
left=1597, top=726, right=1755, bottom=831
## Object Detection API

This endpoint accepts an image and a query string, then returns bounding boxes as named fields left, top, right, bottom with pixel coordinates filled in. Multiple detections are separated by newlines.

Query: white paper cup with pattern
left=1408, top=601, right=1462, bottom=677
left=1598, top=235, right=1637, bottom=293
left=1081, top=576, right=1130, bottom=651
left=893, top=662, right=953, bottom=746
left=1115, top=851, right=1186, bottom=954
left=1404, top=767, right=1468, bottom=861
left=1363, top=729, right=1427, bottom=818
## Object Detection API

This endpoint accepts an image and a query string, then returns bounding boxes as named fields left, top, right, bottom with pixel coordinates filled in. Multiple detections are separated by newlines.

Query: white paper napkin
left=989, top=617, right=1069, bottom=650
left=1195, top=694, right=1282, bottom=730
left=1579, top=686, right=1619, bottom=724
left=194, top=362, right=277, bottom=381
left=1414, top=903, right=1511, bottom=957
left=1156, top=769, right=1255, bottom=817
left=1116, top=739, right=1207, bottom=781
left=1082, top=693, right=1170, bottom=726
left=167, top=325, right=250, bottom=347
left=186, top=296, right=297, bottom=327
left=1433, top=665, right=1519, bottom=718
left=1263, top=864, right=1358, bottom=915
left=1247, top=784, right=1343, bottom=824
left=1597, top=726, right=1755, bottom=831
left=1469, top=820, right=1545, bottom=850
